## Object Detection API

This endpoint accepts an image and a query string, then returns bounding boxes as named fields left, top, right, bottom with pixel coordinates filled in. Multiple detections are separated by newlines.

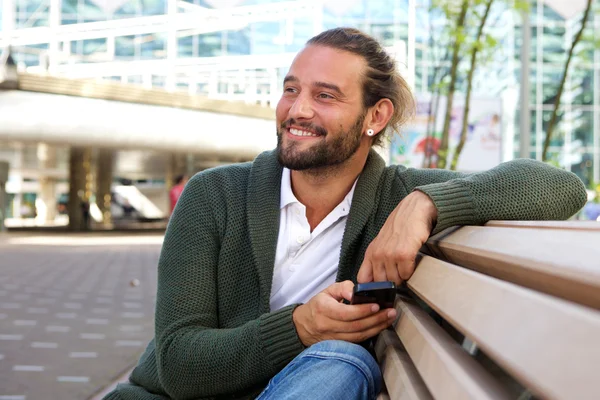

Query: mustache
left=280, top=119, right=328, bottom=136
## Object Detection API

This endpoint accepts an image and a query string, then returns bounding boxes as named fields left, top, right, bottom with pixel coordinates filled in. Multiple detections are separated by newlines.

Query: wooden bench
left=375, top=220, right=600, bottom=400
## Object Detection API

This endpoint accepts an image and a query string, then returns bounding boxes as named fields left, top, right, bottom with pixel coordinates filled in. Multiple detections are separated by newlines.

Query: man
left=104, top=28, right=586, bottom=400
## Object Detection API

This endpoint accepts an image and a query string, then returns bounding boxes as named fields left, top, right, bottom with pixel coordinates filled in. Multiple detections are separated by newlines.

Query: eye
left=317, top=93, right=334, bottom=99
left=284, top=87, right=298, bottom=93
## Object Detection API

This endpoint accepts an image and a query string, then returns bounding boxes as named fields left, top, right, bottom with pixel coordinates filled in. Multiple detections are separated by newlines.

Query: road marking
left=123, top=302, right=142, bottom=309
left=121, top=312, right=144, bottom=318
left=69, top=294, right=86, bottom=300
left=14, top=320, right=37, bottom=326
left=92, top=308, right=110, bottom=314
left=46, top=326, right=70, bottom=333
left=116, top=340, right=144, bottom=347
left=36, top=298, right=56, bottom=305
left=31, top=342, right=58, bottom=349
left=56, top=313, right=77, bottom=319
left=26, top=308, right=48, bottom=314
left=0, top=313, right=7, bottom=319
left=13, top=366, right=44, bottom=372
left=69, top=352, right=98, bottom=358
left=12, top=295, right=30, bottom=301
left=96, top=298, right=113, bottom=304
left=1, top=303, right=21, bottom=309
left=119, top=325, right=143, bottom=332
left=57, top=376, right=90, bottom=383
left=63, top=303, right=82, bottom=309
left=80, top=333, right=106, bottom=340
left=86, top=318, right=108, bottom=325
left=0, top=395, right=27, bottom=399
left=0, top=335, right=23, bottom=340
left=0, top=354, right=4, bottom=360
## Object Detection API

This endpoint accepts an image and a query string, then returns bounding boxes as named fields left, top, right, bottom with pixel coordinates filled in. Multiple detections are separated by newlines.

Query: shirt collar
left=279, top=167, right=358, bottom=213
left=280, top=168, right=297, bottom=209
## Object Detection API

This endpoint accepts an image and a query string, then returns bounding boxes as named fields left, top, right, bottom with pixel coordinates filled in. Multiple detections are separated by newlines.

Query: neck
left=290, top=147, right=370, bottom=231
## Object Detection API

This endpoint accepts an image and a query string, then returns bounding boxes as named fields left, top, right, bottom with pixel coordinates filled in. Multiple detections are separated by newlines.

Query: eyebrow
left=283, top=75, right=345, bottom=96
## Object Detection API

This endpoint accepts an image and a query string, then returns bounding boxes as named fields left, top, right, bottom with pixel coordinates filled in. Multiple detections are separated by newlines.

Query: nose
left=288, top=93, right=314, bottom=120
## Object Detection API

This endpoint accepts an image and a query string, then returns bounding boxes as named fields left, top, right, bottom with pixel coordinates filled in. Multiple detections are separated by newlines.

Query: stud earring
left=367, top=129, right=375, bottom=136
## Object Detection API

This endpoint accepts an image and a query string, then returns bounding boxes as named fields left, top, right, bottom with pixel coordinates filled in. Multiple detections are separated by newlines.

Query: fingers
left=329, top=308, right=397, bottom=334
left=324, top=280, right=355, bottom=302
left=326, top=311, right=397, bottom=343
left=322, top=294, right=381, bottom=322
left=357, top=261, right=373, bottom=283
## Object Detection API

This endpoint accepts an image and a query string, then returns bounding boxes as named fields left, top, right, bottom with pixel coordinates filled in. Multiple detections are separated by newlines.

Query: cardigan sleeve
left=153, top=174, right=305, bottom=399
left=395, top=158, right=587, bottom=235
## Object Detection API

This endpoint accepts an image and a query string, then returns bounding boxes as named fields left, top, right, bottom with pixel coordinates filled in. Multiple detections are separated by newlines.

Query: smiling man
left=103, top=28, right=587, bottom=400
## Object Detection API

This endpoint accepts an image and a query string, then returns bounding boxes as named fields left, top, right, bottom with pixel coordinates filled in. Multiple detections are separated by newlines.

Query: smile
left=289, top=128, right=319, bottom=137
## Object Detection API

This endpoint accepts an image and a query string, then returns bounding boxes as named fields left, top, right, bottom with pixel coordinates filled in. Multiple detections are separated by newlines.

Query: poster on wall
left=390, top=95, right=502, bottom=172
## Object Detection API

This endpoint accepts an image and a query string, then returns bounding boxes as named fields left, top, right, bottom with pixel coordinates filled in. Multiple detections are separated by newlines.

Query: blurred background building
left=0, top=0, right=598, bottom=229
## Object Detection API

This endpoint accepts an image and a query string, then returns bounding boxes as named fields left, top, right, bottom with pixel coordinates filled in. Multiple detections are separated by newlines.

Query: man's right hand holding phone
left=292, top=281, right=397, bottom=347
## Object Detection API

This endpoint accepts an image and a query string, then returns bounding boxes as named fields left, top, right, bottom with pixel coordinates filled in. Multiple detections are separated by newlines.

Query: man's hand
left=357, top=191, right=437, bottom=285
left=292, top=281, right=397, bottom=347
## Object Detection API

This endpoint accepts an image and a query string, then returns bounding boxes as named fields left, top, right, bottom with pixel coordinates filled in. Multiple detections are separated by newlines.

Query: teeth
left=290, top=128, right=317, bottom=137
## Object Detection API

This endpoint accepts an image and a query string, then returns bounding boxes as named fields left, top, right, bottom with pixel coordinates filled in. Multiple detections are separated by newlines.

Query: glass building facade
left=1, top=0, right=599, bottom=187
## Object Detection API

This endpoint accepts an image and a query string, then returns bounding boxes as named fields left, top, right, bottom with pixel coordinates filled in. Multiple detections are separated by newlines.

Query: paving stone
left=0, top=233, right=161, bottom=400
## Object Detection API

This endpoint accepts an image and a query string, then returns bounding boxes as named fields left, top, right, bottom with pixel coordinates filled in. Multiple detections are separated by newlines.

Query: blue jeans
left=257, top=340, right=382, bottom=400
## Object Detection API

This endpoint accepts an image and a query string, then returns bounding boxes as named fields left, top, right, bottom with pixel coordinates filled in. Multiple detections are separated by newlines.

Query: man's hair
left=307, top=27, right=415, bottom=147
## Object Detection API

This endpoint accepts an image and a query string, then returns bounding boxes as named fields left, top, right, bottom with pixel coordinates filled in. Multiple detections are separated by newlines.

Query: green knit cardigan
left=104, top=149, right=587, bottom=400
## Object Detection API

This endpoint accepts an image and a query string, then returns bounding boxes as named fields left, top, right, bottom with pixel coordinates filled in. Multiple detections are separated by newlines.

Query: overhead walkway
left=0, top=69, right=276, bottom=160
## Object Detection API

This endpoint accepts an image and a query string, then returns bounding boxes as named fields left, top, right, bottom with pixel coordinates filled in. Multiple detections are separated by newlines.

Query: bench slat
left=486, top=220, right=600, bottom=231
left=374, top=329, right=433, bottom=400
left=426, top=226, right=600, bottom=309
left=394, top=299, right=510, bottom=400
left=408, top=256, right=600, bottom=400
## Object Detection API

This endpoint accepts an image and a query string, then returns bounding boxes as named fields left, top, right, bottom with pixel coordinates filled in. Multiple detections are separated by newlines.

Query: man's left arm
left=357, top=158, right=588, bottom=284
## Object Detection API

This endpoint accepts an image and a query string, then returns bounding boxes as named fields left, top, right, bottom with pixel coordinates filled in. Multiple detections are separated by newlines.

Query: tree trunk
left=542, top=0, right=592, bottom=161
left=451, top=0, right=495, bottom=170
left=437, top=0, right=469, bottom=169
left=423, top=89, right=440, bottom=168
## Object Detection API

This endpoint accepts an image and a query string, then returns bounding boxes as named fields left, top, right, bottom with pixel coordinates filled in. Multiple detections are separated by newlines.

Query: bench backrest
left=376, top=220, right=600, bottom=400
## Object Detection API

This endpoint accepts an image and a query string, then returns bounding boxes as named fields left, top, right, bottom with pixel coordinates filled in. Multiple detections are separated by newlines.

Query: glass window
left=541, top=66, right=563, bottom=104
left=543, top=4, right=565, bottom=22
left=541, top=24, right=566, bottom=64
left=530, top=109, right=537, bottom=147
left=541, top=109, right=565, bottom=147
left=571, top=152, right=594, bottom=187
left=572, top=109, right=594, bottom=148
left=115, top=36, right=135, bottom=57
left=226, top=29, right=251, bottom=55
left=571, top=68, right=593, bottom=105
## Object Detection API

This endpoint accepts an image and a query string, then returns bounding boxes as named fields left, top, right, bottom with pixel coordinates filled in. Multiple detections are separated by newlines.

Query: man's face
left=275, top=45, right=368, bottom=171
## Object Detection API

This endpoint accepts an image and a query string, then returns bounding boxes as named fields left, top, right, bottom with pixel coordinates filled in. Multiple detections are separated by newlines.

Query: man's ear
left=365, top=99, right=394, bottom=137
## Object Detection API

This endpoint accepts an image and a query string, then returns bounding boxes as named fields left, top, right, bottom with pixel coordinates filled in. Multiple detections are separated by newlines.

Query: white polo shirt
left=270, top=168, right=358, bottom=311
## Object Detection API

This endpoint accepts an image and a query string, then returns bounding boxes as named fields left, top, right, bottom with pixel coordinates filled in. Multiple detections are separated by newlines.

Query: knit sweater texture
left=104, top=149, right=587, bottom=400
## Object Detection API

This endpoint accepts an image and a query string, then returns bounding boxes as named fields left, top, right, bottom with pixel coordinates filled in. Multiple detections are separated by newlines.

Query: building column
left=0, top=161, right=8, bottom=232
left=68, top=147, right=92, bottom=231
left=166, top=153, right=187, bottom=189
left=36, top=144, right=58, bottom=224
left=95, top=149, right=114, bottom=228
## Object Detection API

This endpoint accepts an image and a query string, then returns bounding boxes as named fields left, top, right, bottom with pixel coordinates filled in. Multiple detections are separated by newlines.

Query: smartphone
left=350, top=281, right=397, bottom=309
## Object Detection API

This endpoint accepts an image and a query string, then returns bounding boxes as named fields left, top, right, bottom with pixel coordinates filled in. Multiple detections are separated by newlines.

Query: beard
left=276, top=113, right=365, bottom=171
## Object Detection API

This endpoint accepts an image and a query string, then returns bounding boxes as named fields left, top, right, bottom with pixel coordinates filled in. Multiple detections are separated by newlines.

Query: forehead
left=286, top=45, right=366, bottom=93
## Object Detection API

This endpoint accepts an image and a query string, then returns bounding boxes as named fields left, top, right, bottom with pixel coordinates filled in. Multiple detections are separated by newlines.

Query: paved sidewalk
left=0, top=232, right=163, bottom=400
